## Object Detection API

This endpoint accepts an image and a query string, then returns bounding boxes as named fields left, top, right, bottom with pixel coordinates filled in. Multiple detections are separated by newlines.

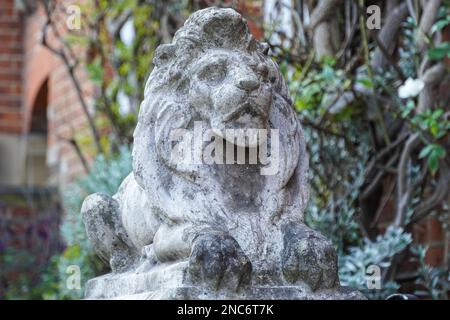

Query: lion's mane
left=132, top=8, right=309, bottom=231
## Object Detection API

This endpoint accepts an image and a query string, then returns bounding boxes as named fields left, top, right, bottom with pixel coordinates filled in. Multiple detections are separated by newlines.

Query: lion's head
left=188, top=48, right=272, bottom=143
left=132, top=8, right=308, bottom=223
left=139, top=8, right=291, bottom=143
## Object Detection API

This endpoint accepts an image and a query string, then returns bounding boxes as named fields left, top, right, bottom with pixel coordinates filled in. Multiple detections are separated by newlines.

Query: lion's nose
left=236, top=77, right=259, bottom=92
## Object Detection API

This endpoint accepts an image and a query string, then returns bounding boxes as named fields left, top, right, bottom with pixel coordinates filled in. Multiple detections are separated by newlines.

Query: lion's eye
left=256, top=63, right=269, bottom=79
left=198, top=63, right=227, bottom=83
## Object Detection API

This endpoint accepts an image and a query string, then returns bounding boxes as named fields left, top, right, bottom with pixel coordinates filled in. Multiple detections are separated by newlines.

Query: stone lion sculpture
left=81, top=7, right=364, bottom=299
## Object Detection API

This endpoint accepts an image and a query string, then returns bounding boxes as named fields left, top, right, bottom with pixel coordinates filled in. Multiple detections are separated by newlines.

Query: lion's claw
left=281, top=222, right=339, bottom=291
left=188, top=232, right=252, bottom=292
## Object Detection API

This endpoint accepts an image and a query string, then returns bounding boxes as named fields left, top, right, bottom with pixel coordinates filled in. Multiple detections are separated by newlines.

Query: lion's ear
left=259, top=42, right=270, bottom=55
left=153, top=44, right=176, bottom=67
left=269, top=94, right=300, bottom=190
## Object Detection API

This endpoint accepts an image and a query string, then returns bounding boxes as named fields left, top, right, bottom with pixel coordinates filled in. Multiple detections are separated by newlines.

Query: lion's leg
left=281, top=221, right=339, bottom=291
left=152, top=224, right=252, bottom=292
left=81, top=193, right=138, bottom=272
left=152, top=224, right=191, bottom=262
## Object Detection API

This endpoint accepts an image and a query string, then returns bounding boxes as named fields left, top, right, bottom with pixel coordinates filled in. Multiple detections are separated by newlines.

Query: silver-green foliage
left=53, top=146, right=132, bottom=299
left=412, top=245, right=450, bottom=300
left=339, top=226, right=412, bottom=300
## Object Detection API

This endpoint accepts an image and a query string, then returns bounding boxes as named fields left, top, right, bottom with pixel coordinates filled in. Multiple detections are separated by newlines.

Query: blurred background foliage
left=4, top=0, right=450, bottom=299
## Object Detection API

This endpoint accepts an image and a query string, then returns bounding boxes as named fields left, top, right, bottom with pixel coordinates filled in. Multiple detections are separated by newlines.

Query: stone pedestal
left=85, top=262, right=365, bottom=300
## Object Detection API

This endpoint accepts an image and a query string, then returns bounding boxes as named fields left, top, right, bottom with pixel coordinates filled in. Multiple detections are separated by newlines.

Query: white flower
left=398, top=78, right=425, bottom=99
left=120, top=19, right=135, bottom=47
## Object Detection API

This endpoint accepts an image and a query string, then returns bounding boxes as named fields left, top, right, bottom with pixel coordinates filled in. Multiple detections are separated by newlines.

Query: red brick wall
left=0, top=0, right=24, bottom=134
left=22, top=1, right=93, bottom=185
left=236, top=0, right=264, bottom=39
left=0, top=0, right=92, bottom=185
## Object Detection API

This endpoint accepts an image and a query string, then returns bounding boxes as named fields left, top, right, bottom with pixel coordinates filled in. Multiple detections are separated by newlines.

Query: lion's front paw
left=281, top=222, right=339, bottom=291
left=188, top=232, right=252, bottom=292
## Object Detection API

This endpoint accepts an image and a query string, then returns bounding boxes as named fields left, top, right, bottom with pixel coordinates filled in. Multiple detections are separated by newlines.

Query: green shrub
left=43, top=145, right=132, bottom=299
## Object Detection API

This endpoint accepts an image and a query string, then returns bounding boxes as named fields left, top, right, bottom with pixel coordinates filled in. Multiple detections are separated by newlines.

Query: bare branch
left=372, top=32, right=407, bottom=81
left=395, top=133, right=420, bottom=227
left=418, top=63, right=447, bottom=112
left=416, top=0, right=442, bottom=50
left=309, top=0, right=343, bottom=59
left=372, top=3, right=409, bottom=70
left=309, top=0, right=343, bottom=30
left=361, top=151, right=399, bottom=200
left=40, top=0, right=103, bottom=154
left=58, top=136, right=90, bottom=174
left=409, top=163, right=450, bottom=224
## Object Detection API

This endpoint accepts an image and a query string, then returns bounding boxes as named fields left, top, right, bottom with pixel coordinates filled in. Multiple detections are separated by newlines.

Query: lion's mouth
left=223, top=100, right=267, bottom=123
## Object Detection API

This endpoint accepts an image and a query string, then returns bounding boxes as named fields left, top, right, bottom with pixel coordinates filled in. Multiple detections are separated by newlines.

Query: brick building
left=0, top=0, right=92, bottom=297
left=0, top=0, right=93, bottom=188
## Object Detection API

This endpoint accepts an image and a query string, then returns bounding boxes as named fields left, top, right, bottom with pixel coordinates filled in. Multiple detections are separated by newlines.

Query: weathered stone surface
left=85, top=262, right=365, bottom=300
left=281, top=222, right=339, bottom=291
left=81, top=7, right=365, bottom=300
